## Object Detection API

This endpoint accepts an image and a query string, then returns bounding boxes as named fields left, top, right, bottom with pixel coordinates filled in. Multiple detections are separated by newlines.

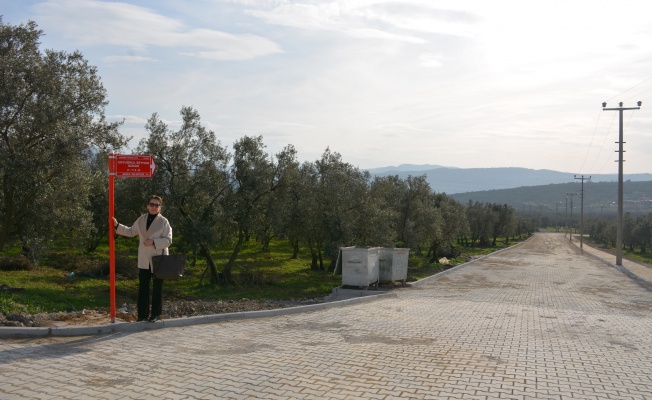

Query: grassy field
left=1, top=237, right=525, bottom=315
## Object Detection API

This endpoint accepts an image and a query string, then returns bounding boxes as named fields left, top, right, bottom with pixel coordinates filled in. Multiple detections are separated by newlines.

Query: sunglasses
left=148, top=203, right=161, bottom=207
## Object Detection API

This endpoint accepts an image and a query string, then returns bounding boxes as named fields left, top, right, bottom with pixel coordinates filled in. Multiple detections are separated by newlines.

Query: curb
left=0, top=291, right=397, bottom=339
left=1, top=236, right=533, bottom=339
left=574, top=242, right=652, bottom=292
left=410, top=237, right=529, bottom=287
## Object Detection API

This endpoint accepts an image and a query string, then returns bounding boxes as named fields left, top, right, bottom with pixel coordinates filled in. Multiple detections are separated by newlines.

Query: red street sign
left=112, top=155, right=157, bottom=178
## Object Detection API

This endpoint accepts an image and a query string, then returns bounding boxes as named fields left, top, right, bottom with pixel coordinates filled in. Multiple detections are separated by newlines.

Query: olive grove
left=1, top=20, right=527, bottom=282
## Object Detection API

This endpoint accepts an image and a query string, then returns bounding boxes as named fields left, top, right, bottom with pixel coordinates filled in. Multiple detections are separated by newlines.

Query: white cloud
left=245, top=2, right=427, bottom=43
left=8, top=0, right=650, bottom=173
left=373, top=123, right=433, bottom=133
left=219, top=0, right=289, bottom=6
left=246, top=0, right=479, bottom=38
left=178, top=30, right=283, bottom=60
left=34, top=0, right=282, bottom=60
left=109, top=114, right=149, bottom=125
left=35, top=0, right=183, bottom=47
left=104, top=55, right=157, bottom=63
left=350, top=1, right=479, bottom=37
left=418, top=53, right=445, bottom=68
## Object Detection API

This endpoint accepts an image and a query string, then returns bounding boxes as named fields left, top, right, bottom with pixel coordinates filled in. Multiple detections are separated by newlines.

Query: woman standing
left=113, top=195, right=172, bottom=322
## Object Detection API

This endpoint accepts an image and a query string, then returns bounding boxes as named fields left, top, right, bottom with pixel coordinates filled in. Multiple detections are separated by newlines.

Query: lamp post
left=602, top=101, right=642, bottom=266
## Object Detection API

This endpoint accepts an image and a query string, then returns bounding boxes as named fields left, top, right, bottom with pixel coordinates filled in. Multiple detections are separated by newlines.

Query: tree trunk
left=223, top=228, right=245, bottom=283
left=177, top=204, right=221, bottom=285
left=318, top=252, right=324, bottom=271
left=290, top=240, right=299, bottom=259
left=428, top=241, right=442, bottom=263
left=200, top=242, right=220, bottom=285
left=308, top=239, right=319, bottom=269
left=0, top=181, right=19, bottom=251
left=310, top=251, right=319, bottom=269
left=318, top=241, right=324, bottom=271
left=260, top=232, right=274, bottom=252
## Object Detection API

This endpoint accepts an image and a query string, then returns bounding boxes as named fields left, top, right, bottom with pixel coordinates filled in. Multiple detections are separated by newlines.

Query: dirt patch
left=439, top=274, right=526, bottom=290
left=0, top=298, right=328, bottom=327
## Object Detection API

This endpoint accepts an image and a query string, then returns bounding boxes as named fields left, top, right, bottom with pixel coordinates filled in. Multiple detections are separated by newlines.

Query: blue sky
left=2, top=0, right=652, bottom=174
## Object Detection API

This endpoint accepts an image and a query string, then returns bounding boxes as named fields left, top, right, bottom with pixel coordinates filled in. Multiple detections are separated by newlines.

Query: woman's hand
left=144, top=239, right=154, bottom=246
left=112, top=217, right=118, bottom=228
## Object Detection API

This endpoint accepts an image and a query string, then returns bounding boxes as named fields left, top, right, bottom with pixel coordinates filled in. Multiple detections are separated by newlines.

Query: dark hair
left=148, top=195, right=163, bottom=205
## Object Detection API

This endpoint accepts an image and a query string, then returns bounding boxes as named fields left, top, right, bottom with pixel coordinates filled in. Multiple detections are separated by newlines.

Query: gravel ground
left=0, top=298, right=330, bottom=327
left=0, top=255, right=477, bottom=328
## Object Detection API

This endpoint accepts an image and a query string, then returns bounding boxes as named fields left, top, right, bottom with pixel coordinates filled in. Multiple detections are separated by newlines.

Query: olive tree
left=428, top=193, right=468, bottom=261
left=290, top=161, right=326, bottom=269
left=135, top=107, right=232, bottom=285
left=222, top=136, right=297, bottom=282
left=311, top=149, right=371, bottom=270
left=396, top=176, right=440, bottom=253
left=491, top=203, right=516, bottom=245
left=465, top=201, right=496, bottom=246
left=0, top=20, right=126, bottom=258
left=632, top=213, right=652, bottom=253
left=273, top=157, right=307, bottom=259
left=255, top=144, right=300, bottom=253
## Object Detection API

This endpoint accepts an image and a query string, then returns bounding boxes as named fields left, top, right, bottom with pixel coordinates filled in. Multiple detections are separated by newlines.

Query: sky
left=2, top=0, right=652, bottom=174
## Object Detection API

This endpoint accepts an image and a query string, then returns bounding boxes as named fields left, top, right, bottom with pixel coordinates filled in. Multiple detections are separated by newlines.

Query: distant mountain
left=366, top=164, right=453, bottom=174
left=366, top=166, right=652, bottom=194
left=449, top=181, right=652, bottom=216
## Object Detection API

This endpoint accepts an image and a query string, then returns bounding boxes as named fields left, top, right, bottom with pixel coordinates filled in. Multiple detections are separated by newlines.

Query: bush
left=53, top=254, right=99, bottom=274
left=0, top=255, right=33, bottom=271
left=237, top=265, right=270, bottom=285
left=95, top=257, right=139, bottom=279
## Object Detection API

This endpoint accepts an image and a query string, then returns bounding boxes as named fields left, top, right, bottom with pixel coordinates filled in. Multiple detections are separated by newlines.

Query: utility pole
left=602, top=101, right=642, bottom=266
left=566, top=193, right=577, bottom=242
left=574, top=175, right=591, bottom=252
left=564, top=197, right=569, bottom=237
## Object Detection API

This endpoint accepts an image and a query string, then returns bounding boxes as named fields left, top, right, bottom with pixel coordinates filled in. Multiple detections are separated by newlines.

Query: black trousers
left=138, top=268, right=164, bottom=319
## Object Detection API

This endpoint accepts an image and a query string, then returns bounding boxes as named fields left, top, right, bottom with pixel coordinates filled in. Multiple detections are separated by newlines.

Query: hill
left=449, top=181, right=652, bottom=216
left=366, top=165, right=652, bottom=194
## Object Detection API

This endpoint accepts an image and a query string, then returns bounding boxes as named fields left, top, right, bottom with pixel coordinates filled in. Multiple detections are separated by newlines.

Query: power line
left=605, top=76, right=652, bottom=102
left=580, top=77, right=651, bottom=175
left=577, top=109, right=606, bottom=174
left=624, top=85, right=652, bottom=103
left=587, top=111, right=617, bottom=173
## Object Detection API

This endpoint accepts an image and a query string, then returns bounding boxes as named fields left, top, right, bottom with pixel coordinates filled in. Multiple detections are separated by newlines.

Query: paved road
left=2, top=232, right=652, bottom=399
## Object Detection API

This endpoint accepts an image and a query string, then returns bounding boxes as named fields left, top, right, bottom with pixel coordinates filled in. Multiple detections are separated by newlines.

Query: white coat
left=116, top=213, right=172, bottom=270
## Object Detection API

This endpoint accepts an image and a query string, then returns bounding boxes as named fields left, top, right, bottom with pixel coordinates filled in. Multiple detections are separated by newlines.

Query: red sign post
left=114, top=154, right=158, bottom=178
left=108, top=154, right=157, bottom=323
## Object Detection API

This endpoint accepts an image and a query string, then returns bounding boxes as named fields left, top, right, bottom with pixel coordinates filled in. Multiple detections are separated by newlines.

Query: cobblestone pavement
left=2, top=232, right=652, bottom=399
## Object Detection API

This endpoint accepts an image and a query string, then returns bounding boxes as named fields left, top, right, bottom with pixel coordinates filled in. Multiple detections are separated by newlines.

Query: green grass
left=1, top=237, right=528, bottom=315
left=582, top=236, right=652, bottom=265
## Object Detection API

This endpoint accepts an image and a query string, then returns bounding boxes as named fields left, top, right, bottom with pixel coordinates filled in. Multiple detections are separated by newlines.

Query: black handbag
left=151, top=251, right=186, bottom=280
